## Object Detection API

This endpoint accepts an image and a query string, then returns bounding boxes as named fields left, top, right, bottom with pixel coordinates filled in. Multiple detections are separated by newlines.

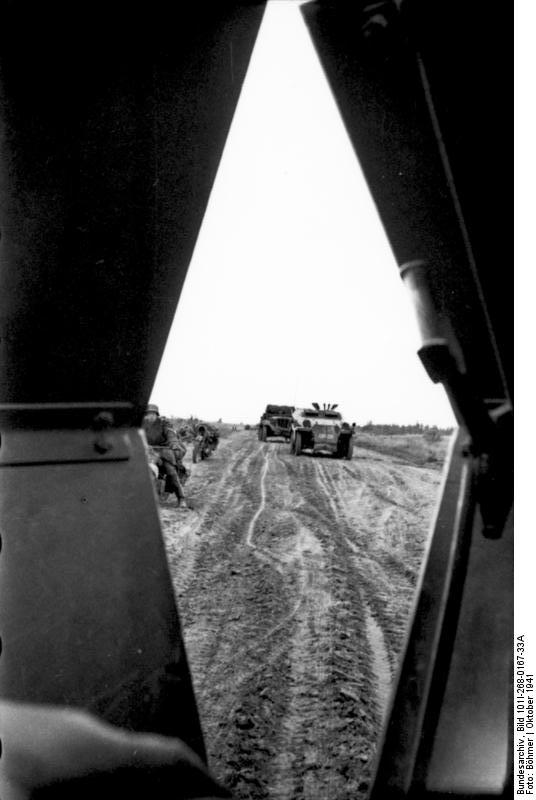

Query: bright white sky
left=151, top=0, right=455, bottom=427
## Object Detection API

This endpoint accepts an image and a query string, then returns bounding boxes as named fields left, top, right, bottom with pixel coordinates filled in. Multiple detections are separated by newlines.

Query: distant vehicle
left=258, top=404, right=295, bottom=441
left=290, top=403, right=353, bottom=459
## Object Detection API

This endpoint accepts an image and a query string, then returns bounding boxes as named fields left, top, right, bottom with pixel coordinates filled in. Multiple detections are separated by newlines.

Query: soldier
left=142, top=404, right=189, bottom=508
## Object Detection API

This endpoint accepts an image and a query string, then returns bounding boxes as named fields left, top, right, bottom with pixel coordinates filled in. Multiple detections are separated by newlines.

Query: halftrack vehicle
left=258, top=404, right=295, bottom=441
left=290, top=403, right=353, bottom=459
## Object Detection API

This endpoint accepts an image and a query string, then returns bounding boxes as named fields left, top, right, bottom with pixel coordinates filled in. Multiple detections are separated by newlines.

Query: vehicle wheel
left=294, top=432, right=302, bottom=456
left=260, top=426, right=267, bottom=442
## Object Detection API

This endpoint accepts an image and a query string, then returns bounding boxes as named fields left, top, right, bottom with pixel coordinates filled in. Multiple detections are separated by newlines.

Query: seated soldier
left=142, top=404, right=188, bottom=507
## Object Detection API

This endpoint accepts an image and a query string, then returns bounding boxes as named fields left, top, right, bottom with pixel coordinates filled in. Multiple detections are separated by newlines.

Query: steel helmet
left=146, top=403, right=160, bottom=415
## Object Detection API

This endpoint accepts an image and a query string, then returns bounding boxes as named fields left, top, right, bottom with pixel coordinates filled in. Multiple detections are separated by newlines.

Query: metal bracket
left=0, top=404, right=134, bottom=465
left=0, top=429, right=131, bottom=465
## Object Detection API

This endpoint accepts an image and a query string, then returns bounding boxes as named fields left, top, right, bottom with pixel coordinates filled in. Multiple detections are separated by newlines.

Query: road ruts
left=160, top=430, right=444, bottom=800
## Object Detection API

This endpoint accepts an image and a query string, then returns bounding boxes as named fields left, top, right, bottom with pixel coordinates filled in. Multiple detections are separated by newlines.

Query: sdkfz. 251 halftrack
left=289, top=404, right=353, bottom=459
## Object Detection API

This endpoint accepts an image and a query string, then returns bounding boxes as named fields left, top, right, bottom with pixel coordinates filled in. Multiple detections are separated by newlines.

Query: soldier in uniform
left=142, top=404, right=189, bottom=508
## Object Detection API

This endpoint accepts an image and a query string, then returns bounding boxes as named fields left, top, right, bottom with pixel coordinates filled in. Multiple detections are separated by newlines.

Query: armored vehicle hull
left=290, top=406, right=353, bottom=459
left=258, top=405, right=295, bottom=441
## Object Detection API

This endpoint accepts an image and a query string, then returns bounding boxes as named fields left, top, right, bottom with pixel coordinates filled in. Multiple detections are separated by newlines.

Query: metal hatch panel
left=0, top=430, right=198, bottom=725
left=301, top=0, right=510, bottom=403
left=0, top=0, right=267, bottom=778
left=301, top=2, right=512, bottom=795
left=0, top=1, right=267, bottom=422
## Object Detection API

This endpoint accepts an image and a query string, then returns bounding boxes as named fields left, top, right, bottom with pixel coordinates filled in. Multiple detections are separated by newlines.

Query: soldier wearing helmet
left=142, top=404, right=189, bottom=508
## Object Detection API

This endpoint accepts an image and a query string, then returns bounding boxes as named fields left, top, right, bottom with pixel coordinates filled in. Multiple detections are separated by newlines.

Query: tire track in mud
left=194, top=439, right=262, bottom=527
left=204, top=444, right=342, bottom=799
left=281, top=455, right=404, bottom=719
left=287, top=450, right=434, bottom=664
left=161, top=432, right=444, bottom=800
left=224, top=447, right=310, bottom=670
left=160, top=450, right=228, bottom=601
left=163, top=437, right=265, bottom=596
left=263, top=452, right=390, bottom=798
left=245, top=448, right=270, bottom=550
left=362, top=600, right=392, bottom=720
left=211, top=445, right=376, bottom=799
left=245, top=447, right=285, bottom=574
left=163, top=438, right=278, bottom=715
left=240, top=446, right=333, bottom=664
left=312, top=459, right=342, bottom=521
left=308, top=454, right=435, bottom=666
left=306, top=458, right=395, bottom=717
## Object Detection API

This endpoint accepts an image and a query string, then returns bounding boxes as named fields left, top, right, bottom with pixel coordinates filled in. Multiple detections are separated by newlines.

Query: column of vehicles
left=257, top=402, right=354, bottom=460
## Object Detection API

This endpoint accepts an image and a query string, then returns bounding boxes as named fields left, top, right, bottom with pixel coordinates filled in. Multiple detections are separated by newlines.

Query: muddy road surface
left=160, top=430, right=447, bottom=800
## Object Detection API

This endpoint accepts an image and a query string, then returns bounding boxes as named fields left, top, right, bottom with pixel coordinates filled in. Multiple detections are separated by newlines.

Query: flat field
left=160, top=429, right=450, bottom=800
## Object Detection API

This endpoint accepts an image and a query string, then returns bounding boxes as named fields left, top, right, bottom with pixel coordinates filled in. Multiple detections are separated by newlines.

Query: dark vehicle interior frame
left=0, top=1, right=511, bottom=798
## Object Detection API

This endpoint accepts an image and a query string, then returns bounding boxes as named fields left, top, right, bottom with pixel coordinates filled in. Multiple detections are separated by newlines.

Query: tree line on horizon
left=357, top=422, right=454, bottom=437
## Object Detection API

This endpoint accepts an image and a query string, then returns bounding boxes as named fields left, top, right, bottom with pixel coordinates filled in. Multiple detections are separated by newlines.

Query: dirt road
left=160, top=430, right=447, bottom=800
